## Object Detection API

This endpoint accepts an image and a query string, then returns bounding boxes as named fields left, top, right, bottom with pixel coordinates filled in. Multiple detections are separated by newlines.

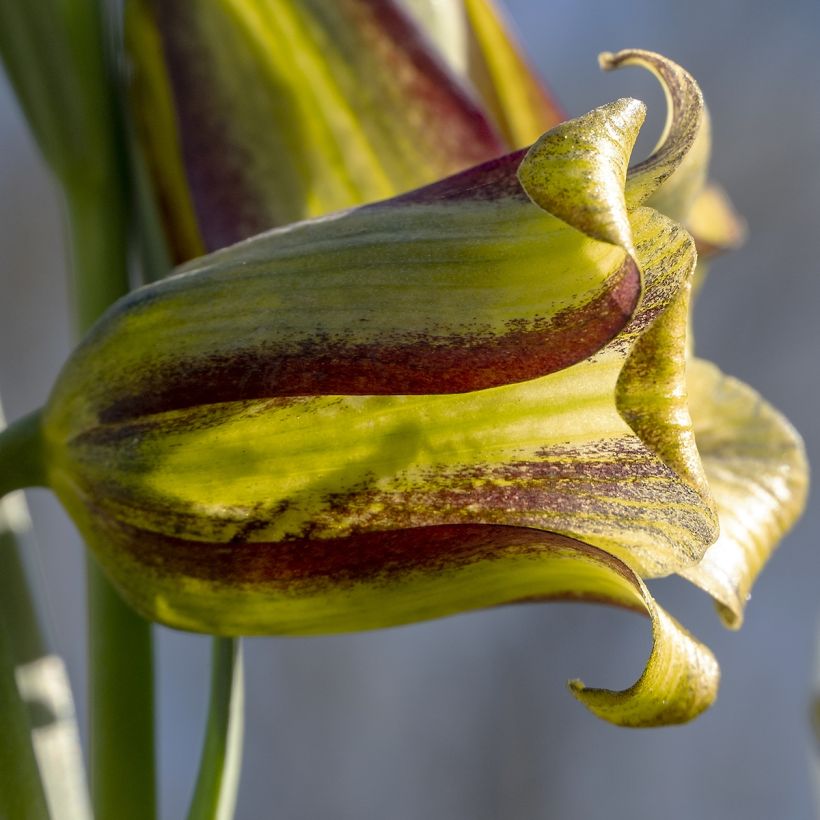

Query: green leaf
left=0, top=0, right=118, bottom=190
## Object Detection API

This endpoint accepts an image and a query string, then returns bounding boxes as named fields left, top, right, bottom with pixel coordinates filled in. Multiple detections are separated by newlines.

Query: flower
left=28, top=2, right=809, bottom=726
left=125, top=0, right=509, bottom=260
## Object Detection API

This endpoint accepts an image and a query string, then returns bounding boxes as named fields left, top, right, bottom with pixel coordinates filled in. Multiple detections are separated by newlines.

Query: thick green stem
left=187, top=638, right=245, bottom=820
left=0, top=409, right=45, bottom=496
left=85, top=559, right=156, bottom=819
left=67, top=182, right=158, bottom=820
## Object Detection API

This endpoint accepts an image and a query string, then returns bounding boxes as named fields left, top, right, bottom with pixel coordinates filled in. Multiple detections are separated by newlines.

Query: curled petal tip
left=517, top=97, right=645, bottom=255
left=597, top=49, right=705, bottom=208
left=569, top=604, right=720, bottom=727
left=597, top=50, right=617, bottom=70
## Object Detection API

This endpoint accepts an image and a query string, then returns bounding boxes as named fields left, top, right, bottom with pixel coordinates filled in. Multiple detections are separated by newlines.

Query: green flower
left=2, top=1, right=806, bottom=729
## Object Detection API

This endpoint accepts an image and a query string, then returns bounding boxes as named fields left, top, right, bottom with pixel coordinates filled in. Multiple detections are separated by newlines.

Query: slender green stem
left=0, top=524, right=46, bottom=666
left=0, top=504, right=92, bottom=820
left=187, top=638, right=245, bottom=820
left=0, top=606, right=50, bottom=820
left=0, top=409, right=45, bottom=496
left=51, top=7, right=159, bottom=813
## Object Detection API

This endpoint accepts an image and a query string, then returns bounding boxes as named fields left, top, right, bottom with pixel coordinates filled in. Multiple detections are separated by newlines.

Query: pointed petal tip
left=517, top=97, right=645, bottom=255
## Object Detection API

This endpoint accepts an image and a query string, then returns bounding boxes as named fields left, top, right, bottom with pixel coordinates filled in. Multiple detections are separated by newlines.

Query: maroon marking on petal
left=99, top=258, right=639, bottom=423
left=93, top=516, right=637, bottom=591
left=152, top=2, right=277, bottom=252
left=153, top=0, right=505, bottom=253
left=344, top=0, right=505, bottom=169
left=387, top=148, right=529, bottom=204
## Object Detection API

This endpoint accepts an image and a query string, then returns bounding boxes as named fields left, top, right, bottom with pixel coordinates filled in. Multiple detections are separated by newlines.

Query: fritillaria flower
left=3, top=1, right=806, bottom=729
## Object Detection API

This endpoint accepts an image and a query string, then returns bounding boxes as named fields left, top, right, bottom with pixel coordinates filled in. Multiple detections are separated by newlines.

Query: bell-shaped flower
left=16, top=55, right=745, bottom=728
left=125, top=0, right=807, bottom=649
left=0, top=0, right=802, bottom=730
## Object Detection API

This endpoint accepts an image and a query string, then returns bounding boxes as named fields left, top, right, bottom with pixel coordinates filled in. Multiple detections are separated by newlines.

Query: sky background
left=1, top=1, right=820, bottom=818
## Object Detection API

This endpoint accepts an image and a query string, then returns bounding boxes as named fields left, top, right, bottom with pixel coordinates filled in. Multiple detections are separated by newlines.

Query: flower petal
left=126, top=0, right=505, bottom=256
left=65, top=507, right=718, bottom=726
left=47, top=97, right=653, bottom=433
left=462, top=0, right=565, bottom=147
left=518, top=97, right=643, bottom=255
left=125, top=0, right=205, bottom=262
left=398, top=0, right=471, bottom=79
left=601, top=49, right=704, bottom=209
left=570, top=582, right=719, bottom=727
left=677, top=359, right=808, bottom=627
left=687, top=183, right=746, bottom=262
left=49, top=206, right=714, bottom=588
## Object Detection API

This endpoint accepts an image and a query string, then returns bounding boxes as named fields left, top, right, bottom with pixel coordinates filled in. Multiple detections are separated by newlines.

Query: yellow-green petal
left=126, top=0, right=505, bottom=257
left=56, top=505, right=719, bottom=727
left=678, top=359, right=808, bottom=627
left=125, top=0, right=205, bottom=262
left=687, top=183, right=746, bottom=263
left=462, top=0, right=564, bottom=147
left=570, top=586, right=718, bottom=727
left=518, top=97, right=644, bottom=256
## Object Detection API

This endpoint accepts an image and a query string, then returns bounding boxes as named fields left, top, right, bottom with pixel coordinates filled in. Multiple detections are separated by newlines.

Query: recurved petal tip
left=570, top=602, right=720, bottom=727
left=597, top=50, right=618, bottom=70
left=599, top=49, right=705, bottom=207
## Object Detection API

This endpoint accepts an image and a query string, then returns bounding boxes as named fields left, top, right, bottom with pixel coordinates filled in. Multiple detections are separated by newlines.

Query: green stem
left=85, top=560, right=156, bottom=819
left=66, top=184, right=158, bottom=820
left=0, top=524, right=46, bottom=666
left=187, top=638, right=245, bottom=820
left=0, top=606, right=50, bottom=820
left=0, top=509, right=92, bottom=820
left=0, top=409, right=45, bottom=496
left=1, top=0, right=157, bottom=814
left=66, top=186, right=130, bottom=331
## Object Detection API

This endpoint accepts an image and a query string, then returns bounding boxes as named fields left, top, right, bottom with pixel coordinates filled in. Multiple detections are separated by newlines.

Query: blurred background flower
left=1, top=0, right=818, bottom=817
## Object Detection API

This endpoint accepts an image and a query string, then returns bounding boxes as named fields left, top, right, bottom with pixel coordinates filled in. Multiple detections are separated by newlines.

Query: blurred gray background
left=2, top=1, right=819, bottom=818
